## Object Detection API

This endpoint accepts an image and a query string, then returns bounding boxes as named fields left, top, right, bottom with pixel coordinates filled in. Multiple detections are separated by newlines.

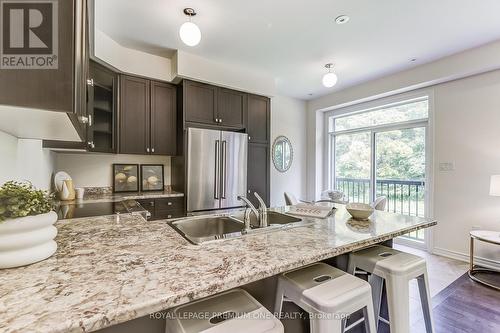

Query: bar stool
left=348, top=245, right=434, bottom=333
left=165, top=289, right=283, bottom=333
left=274, top=262, right=377, bottom=333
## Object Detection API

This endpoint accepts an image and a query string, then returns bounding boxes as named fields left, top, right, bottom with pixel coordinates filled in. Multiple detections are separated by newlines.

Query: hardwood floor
left=411, top=273, right=500, bottom=333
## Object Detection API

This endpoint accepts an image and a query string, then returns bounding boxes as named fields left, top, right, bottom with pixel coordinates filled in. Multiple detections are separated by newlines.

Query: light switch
left=439, top=162, right=455, bottom=172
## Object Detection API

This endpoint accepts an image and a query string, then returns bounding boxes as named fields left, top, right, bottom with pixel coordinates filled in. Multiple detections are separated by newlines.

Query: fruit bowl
left=346, top=203, right=374, bottom=220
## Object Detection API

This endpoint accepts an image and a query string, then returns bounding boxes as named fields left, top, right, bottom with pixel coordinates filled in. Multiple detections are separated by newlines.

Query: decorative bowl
left=0, top=211, right=58, bottom=269
left=346, top=203, right=374, bottom=220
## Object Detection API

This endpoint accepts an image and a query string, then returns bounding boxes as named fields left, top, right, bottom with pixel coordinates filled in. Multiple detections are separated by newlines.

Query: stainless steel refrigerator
left=187, top=128, right=248, bottom=212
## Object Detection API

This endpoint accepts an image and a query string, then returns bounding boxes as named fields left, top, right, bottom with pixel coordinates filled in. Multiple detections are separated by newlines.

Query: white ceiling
left=95, top=0, right=500, bottom=100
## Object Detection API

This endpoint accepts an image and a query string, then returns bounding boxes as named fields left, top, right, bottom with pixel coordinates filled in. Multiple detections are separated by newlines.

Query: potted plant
left=0, top=181, right=58, bottom=269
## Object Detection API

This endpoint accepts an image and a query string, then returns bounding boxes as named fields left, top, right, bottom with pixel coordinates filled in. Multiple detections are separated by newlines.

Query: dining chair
left=284, top=192, right=299, bottom=205
left=372, top=196, right=388, bottom=211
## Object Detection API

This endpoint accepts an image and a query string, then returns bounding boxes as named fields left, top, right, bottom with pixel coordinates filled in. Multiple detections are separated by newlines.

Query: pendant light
left=322, top=63, right=338, bottom=88
left=179, top=8, right=201, bottom=47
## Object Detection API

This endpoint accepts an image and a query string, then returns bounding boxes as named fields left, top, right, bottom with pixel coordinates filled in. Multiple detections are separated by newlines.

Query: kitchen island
left=0, top=206, right=436, bottom=333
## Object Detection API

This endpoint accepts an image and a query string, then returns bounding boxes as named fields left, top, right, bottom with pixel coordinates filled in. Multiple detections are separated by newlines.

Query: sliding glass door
left=334, top=132, right=371, bottom=204
left=329, top=96, right=430, bottom=245
left=375, top=127, right=426, bottom=241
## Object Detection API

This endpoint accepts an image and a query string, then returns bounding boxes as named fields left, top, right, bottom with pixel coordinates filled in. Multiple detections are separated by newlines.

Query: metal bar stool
left=348, top=245, right=434, bottom=333
left=274, top=262, right=377, bottom=333
left=166, top=289, right=284, bottom=333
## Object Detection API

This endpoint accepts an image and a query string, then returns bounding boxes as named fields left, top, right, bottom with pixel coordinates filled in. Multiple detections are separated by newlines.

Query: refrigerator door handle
left=221, top=140, right=227, bottom=199
left=214, top=140, right=221, bottom=199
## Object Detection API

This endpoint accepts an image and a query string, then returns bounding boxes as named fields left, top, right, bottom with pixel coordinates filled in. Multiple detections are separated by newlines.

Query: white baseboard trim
left=394, top=237, right=427, bottom=250
left=432, top=247, right=500, bottom=271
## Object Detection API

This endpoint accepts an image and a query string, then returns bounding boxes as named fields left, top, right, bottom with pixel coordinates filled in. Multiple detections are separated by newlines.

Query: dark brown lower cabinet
left=247, top=143, right=270, bottom=208
left=137, top=197, right=185, bottom=220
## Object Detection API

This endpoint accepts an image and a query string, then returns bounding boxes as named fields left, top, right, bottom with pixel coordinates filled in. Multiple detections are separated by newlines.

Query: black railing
left=335, top=177, right=426, bottom=240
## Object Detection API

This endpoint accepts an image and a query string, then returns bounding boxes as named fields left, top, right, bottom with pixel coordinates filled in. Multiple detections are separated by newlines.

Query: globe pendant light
left=179, top=8, right=201, bottom=47
left=322, top=63, right=338, bottom=88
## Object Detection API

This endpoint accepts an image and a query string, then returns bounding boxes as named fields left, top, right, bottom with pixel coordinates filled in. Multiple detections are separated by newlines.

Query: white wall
left=0, top=130, right=20, bottom=186
left=175, top=50, right=276, bottom=97
left=94, top=30, right=173, bottom=81
left=0, top=130, right=55, bottom=190
left=55, top=153, right=171, bottom=188
left=270, top=96, right=307, bottom=206
left=432, top=70, right=500, bottom=264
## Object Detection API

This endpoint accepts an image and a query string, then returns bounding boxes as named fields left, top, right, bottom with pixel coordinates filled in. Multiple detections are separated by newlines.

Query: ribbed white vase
left=0, top=211, right=58, bottom=269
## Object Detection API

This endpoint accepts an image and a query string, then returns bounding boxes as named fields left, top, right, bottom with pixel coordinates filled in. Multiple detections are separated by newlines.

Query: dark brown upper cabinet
left=184, top=80, right=217, bottom=125
left=247, top=94, right=270, bottom=144
left=120, top=76, right=150, bottom=154
left=151, top=81, right=177, bottom=156
left=0, top=0, right=89, bottom=140
left=119, top=75, right=176, bottom=156
left=86, top=61, right=118, bottom=153
left=183, top=80, right=246, bottom=129
left=217, top=88, right=246, bottom=128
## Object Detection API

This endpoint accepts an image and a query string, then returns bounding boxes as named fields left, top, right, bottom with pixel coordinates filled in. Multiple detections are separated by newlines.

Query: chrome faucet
left=237, top=193, right=268, bottom=228
left=237, top=195, right=259, bottom=230
left=242, top=208, right=253, bottom=232
left=253, top=192, right=268, bottom=227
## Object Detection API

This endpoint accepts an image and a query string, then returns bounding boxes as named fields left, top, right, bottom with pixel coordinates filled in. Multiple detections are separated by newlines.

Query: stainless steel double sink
left=168, top=211, right=312, bottom=245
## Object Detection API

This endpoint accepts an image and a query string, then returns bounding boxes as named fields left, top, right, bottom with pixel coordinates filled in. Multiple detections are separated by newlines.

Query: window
left=327, top=95, right=430, bottom=243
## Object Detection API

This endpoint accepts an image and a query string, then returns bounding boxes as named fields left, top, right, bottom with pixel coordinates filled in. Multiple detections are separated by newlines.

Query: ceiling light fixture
left=335, top=15, right=350, bottom=25
left=179, top=8, right=201, bottom=47
left=322, top=63, right=338, bottom=88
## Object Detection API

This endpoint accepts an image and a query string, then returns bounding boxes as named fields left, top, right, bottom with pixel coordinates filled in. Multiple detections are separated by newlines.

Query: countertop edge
left=78, top=219, right=437, bottom=333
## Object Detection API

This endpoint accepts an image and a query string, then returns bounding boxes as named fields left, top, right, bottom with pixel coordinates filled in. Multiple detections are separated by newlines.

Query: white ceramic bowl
left=346, top=203, right=374, bottom=220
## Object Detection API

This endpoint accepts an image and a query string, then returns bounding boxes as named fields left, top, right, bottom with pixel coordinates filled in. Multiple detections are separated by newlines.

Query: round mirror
left=272, top=136, right=293, bottom=172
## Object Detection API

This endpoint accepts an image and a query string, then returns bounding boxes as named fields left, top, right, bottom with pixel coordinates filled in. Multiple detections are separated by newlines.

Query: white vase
left=0, top=211, right=58, bottom=269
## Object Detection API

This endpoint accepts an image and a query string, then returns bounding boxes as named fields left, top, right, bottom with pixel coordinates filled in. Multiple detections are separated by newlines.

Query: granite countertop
left=0, top=206, right=436, bottom=333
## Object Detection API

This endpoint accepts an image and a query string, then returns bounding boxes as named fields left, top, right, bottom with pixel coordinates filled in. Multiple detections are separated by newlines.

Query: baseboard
left=432, top=247, right=500, bottom=271
left=394, top=237, right=427, bottom=250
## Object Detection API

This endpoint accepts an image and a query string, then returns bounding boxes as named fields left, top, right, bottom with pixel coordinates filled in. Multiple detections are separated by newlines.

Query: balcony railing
left=335, top=177, right=425, bottom=241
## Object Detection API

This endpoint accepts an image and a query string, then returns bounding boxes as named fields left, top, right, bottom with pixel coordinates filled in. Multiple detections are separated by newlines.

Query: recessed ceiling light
left=335, top=15, right=350, bottom=25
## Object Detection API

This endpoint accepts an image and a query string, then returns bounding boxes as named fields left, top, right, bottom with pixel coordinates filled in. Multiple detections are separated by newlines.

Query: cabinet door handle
left=167, top=202, right=172, bottom=206
left=248, top=136, right=251, bottom=141
left=88, top=114, right=93, bottom=127
left=215, top=118, right=219, bottom=123
left=87, top=141, right=95, bottom=149
left=146, top=148, right=150, bottom=153
left=151, top=148, right=155, bottom=153
left=86, top=78, right=94, bottom=86
left=219, top=118, right=223, bottom=123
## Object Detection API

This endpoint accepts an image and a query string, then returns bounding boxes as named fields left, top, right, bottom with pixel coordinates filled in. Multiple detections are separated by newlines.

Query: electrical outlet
left=439, top=162, right=455, bottom=172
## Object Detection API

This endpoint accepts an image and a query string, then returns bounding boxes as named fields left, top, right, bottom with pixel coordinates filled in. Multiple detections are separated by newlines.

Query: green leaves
left=0, top=181, right=55, bottom=222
